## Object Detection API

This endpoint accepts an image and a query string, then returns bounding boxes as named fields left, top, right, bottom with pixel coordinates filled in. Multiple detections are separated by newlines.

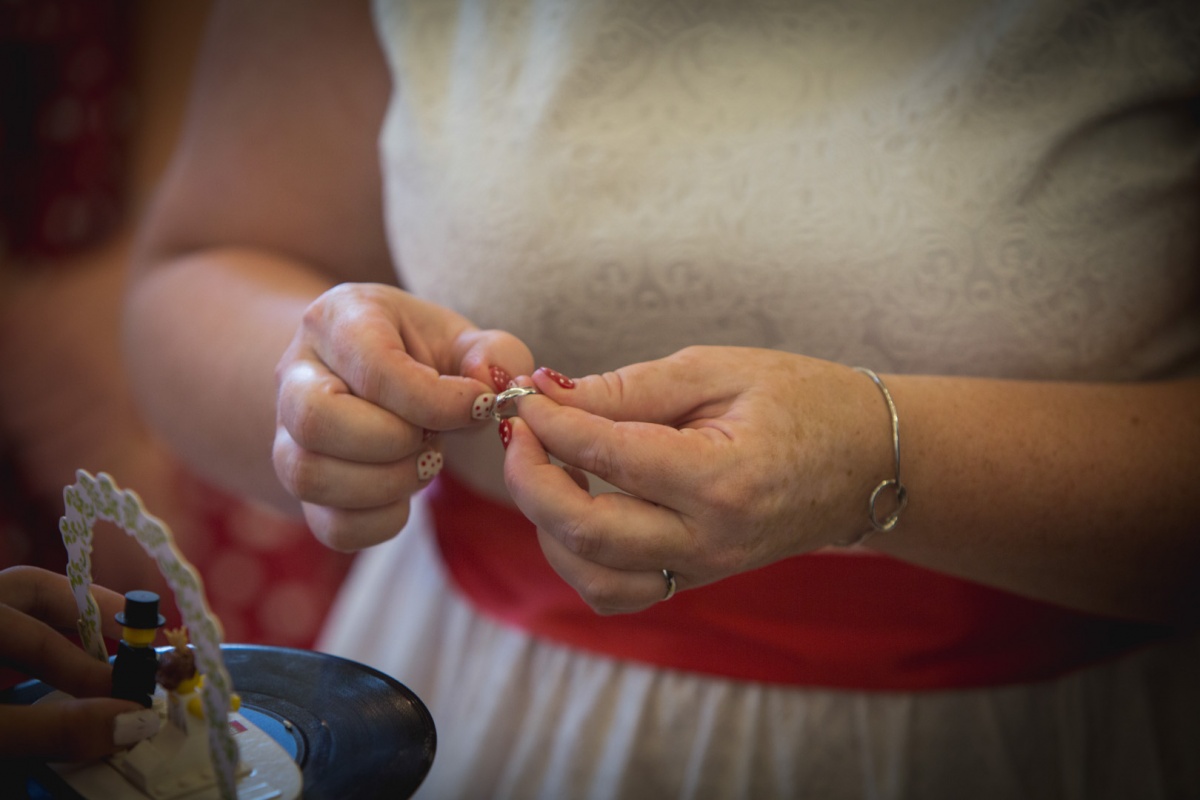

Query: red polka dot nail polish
left=417, top=450, right=444, bottom=481
left=498, top=419, right=513, bottom=449
left=489, top=366, right=513, bottom=393
left=537, top=367, right=575, bottom=389
left=471, top=393, right=497, bottom=421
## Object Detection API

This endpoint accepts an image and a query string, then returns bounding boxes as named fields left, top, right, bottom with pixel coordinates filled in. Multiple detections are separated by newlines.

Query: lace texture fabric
left=376, top=0, right=1200, bottom=388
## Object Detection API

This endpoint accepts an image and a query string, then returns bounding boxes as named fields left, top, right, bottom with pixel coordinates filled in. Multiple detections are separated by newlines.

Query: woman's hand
left=500, top=347, right=891, bottom=614
left=0, top=567, right=159, bottom=762
left=273, top=283, right=533, bottom=551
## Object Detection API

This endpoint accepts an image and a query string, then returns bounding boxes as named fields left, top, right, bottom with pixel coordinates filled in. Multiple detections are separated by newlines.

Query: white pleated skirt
left=317, top=495, right=1200, bottom=800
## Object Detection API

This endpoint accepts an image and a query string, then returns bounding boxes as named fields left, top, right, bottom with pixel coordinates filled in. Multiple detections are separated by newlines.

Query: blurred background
left=1, top=0, right=353, bottom=649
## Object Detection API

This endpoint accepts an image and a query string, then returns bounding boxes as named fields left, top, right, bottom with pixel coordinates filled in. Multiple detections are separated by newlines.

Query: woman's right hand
left=272, top=283, right=532, bottom=551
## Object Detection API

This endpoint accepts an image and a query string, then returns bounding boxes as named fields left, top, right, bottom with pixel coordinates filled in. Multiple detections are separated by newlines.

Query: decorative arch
left=59, top=469, right=237, bottom=799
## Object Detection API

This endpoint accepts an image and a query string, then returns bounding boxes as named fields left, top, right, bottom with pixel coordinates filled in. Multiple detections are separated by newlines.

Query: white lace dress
left=318, top=1, right=1200, bottom=797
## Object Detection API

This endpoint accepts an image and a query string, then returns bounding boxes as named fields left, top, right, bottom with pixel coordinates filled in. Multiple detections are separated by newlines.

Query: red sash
left=429, top=472, right=1171, bottom=689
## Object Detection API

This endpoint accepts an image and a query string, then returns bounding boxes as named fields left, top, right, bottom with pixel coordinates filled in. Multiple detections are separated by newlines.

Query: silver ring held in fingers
left=492, top=386, right=539, bottom=421
left=661, top=569, right=677, bottom=601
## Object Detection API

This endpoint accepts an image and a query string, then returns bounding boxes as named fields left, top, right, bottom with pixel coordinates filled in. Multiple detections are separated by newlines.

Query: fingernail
left=422, top=428, right=436, bottom=442
left=498, top=419, right=513, bottom=449
left=471, top=392, right=497, bottom=421
left=537, top=367, right=575, bottom=389
left=113, top=708, right=160, bottom=746
left=417, top=450, right=444, bottom=481
left=489, top=366, right=513, bottom=393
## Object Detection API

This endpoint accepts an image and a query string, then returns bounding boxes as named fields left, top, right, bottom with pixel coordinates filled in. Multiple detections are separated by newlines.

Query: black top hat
left=115, top=590, right=166, bottom=629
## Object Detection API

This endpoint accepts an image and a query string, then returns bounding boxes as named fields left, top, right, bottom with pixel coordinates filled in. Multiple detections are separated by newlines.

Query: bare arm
left=124, top=0, right=393, bottom=510
left=126, top=0, right=533, bottom=544
left=874, top=373, right=1200, bottom=623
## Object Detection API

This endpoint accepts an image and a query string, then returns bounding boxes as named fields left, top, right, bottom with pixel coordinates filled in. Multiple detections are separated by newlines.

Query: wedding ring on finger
left=661, top=569, right=677, bottom=601
left=493, top=386, right=539, bottom=421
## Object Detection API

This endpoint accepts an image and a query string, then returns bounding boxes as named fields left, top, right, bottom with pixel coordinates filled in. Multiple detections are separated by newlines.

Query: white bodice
left=371, top=0, right=1200, bottom=491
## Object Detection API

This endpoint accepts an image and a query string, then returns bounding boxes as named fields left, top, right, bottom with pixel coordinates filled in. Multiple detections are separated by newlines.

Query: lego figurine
left=157, top=627, right=199, bottom=731
left=156, top=627, right=198, bottom=694
left=111, top=590, right=166, bottom=707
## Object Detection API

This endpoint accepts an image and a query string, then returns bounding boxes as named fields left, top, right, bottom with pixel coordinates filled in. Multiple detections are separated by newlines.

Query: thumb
left=529, top=347, right=739, bottom=425
left=0, top=698, right=155, bottom=762
left=456, top=328, right=536, bottom=394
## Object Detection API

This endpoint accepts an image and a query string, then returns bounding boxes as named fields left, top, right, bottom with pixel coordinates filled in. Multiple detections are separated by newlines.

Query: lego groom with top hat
left=112, top=590, right=166, bottom=707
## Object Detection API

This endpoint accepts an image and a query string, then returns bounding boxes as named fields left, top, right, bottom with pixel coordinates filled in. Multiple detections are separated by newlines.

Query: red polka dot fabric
left=182, top=481, right=355, bottom=649
left=1, top=0, right=134, bottom=262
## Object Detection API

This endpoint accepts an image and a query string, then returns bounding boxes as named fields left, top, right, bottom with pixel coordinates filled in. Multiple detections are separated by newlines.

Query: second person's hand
left=0, top=566, right=159, bottom=762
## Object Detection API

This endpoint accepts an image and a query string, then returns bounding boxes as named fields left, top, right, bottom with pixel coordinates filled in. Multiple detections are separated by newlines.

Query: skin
left=0, top=567, right=143, bottom=761
left=125, top=1, right=1200, bottom=626
left=503, top=356, right=1200, bottom=622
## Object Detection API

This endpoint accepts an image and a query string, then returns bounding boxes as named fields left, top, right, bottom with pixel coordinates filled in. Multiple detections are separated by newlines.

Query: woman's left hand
left=500, top=346, right=893, bottom=614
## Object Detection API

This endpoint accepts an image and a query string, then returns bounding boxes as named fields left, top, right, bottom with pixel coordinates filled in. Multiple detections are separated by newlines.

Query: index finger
left=306, top=287, right=494, bottom=430
left=502, top=418, right=691, bottom=571
left=529, top=347, right=742, bottom=425
left=0, top=566, right=126, bottom=639
left=515, top=393, right=722, bottom=510
left=320, top=318, right=492, bottom=431
left=0, top=604, right=114, bottom=698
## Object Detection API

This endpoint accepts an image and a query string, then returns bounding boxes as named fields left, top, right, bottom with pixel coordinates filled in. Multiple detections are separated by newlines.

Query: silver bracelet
left=837, top=367, right=909, bottom=547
